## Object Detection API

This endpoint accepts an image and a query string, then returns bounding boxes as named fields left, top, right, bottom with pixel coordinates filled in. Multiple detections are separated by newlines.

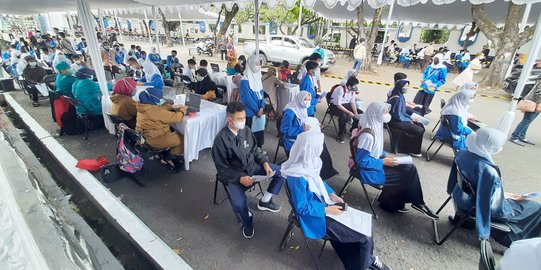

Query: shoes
left=172, top=158, right=185, bottom=172
left=337, top=136, right=345, bottom=144
left=412, top=204, right=439, bottom=220
left=397, top=207, right=410, bottom=213
left=509, top=138, right=525, bottom=147
left=409, top=153, right=422, bottom=158
left=32, top=101, right=40, bottom=107
left=520, top=139, right=535, bottom=145
left=242, top=216, right=254, bottom=239
left=257, top=198, right=281, bottom=213
left=369, top=256, right=391, bottom=270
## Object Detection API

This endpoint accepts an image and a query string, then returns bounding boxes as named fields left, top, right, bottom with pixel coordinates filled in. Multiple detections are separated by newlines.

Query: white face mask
left=233, top=120, right=246, bottom=130
left=75, top=60, right=81, bottom=64
left=382, top=113, right=392, bottom=123
left=303, top=100, right=311, bottom=108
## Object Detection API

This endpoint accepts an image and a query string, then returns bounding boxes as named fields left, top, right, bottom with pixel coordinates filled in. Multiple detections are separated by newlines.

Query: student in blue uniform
left=355, top=102, right=438, bottom=218
left=137, top=61, right=164, bottom=91
left=299, top=60, right=321, bottom=117
left=448, top=127, right=541, bottom=247
left=413, top=53, right=448, bottom=116
left=435, top=90, right=475, bottom=151
left=387, top=79, right=425, bottom=156
left=280, top=91, right=311, bottom=152
left=239, top=55, right=265, bottom=147
left=281, top=125, right=391, bottom=270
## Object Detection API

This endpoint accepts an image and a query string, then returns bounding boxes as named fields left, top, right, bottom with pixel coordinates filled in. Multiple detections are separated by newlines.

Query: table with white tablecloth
left=171, top=100, right=227, bottom=170
left=212, top=72, right=236, bottom=103
left=276, top=83, right=300, bottom=114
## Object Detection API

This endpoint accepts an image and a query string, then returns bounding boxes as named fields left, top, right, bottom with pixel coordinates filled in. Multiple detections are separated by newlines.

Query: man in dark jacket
left=22, top=56, right=47, bottom=107
left=212, top=101, right=284, bottom=239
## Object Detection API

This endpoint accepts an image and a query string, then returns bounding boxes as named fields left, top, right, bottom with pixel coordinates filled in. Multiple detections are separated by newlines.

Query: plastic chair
left=278, top=181, right=326, bottom=270
left=338, top=167, right=382, bottom=220
left=431, top=163, right=511, bottom=245
left=212, top=173, right=263, bottom=224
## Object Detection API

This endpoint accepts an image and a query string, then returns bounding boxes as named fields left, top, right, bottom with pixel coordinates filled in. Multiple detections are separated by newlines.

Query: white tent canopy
left=115, top=8, right=219, bottom=21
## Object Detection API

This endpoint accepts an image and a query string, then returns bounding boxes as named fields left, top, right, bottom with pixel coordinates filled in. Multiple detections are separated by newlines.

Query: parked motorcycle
left=196, top=40, right=214, bottom=57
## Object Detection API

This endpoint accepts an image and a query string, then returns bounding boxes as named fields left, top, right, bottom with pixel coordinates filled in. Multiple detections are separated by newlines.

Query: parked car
left=244, top=35, right=336, bottom=72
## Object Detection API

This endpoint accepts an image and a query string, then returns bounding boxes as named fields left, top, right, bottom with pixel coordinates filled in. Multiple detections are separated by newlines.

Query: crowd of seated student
left=435, top=90, right=475, bottom=151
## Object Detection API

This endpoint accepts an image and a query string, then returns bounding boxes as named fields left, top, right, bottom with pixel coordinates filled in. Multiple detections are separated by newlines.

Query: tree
left=472, top=3, right=536, bottom=89
left=157, top=8, right=180, bottom=47
left=218, top=3, right=240, bottom=37
left=462, top=22, right=480, bottom=51
left=350, top=2, right=384, bottom=72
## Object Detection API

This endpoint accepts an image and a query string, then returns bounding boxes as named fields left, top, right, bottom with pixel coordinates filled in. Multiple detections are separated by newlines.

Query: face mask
left=254, top=64, right=261, bottom=72
left=401, top=87, right=409, bottom=94
left=382, top=113, right=392, bottom=123
left=233, top=120, right=245, bottom=130
left=350, top=86, right=358, bottom=92
left=75, top=60, right=81, bottom=64
left=303, top=100, right=311, bottom=108
left=196, top=75, right=205, bottom=82
left=28, top=61, right=37, bottom=67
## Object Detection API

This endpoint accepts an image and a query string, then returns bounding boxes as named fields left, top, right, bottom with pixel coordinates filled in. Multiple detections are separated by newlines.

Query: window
left=283, top=38, right=297, bottom=48
left=270, top=36, right=282, bottom=45
left=297, top=38, right=315, bottom=48
left=419, top=28, right=450, bottom=44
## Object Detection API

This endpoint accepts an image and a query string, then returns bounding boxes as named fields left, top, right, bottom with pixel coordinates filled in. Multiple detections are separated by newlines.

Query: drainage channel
left=3, top=105, right=156, bottom=270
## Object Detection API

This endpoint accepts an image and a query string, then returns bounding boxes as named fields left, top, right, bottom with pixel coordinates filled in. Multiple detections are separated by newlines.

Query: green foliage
left=235, top=2, right=315, bottom=24
left=419, top=29, right=450, bottom=44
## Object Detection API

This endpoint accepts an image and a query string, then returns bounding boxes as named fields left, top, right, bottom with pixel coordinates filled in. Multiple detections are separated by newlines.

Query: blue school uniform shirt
left=387, top=94, right=412, bottom=122
left=355, top=133, right=386, bottom=185
left=139, top=74, right=164, bottom=90
left=420, top=66, right=447, bottom=95
left=148, top=53, right=162, bottom=64
left=447, top=150, right=514, bottom=240
left=435, top=115, right=472, bottom=150
left=239, top=79, right=264, bottom=117
left=280, top=109, right=304, bottom=151
left=300, top=75, right=319, bottom=116
left=166, top=55, right=180, bottom=68
left=115, top=51, right=125, bottom=65
left=287, top=176, right=336, bottom=239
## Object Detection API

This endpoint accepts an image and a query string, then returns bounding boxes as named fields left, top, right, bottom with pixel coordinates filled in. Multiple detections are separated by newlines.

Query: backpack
left=347, top=127, right=375, bottom=169
left=117, top=124, right=144, bottom=173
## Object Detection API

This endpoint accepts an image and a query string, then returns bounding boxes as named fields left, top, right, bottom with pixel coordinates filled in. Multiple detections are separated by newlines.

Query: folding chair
left=384, top=123, right=399, bottom=154
left=64, top=96, right=92, bottom=140
left=278, top=181, right=326, bottom=270
left=479, top=239, right=495, bottom=270
left=180, top=75, right=195, bottom=93
left=320, top=92, right=339, bottom=136
left=426, top=117, right=457, bottom=161
left=432, top=164, right=510, bottom=245
left=430, top=99, right=447, bottom=136
left=273, top=115, right=288, bottom=164
left=338, top=168, right=382, bottom=219
left=212, top=173, right=264, bottom=224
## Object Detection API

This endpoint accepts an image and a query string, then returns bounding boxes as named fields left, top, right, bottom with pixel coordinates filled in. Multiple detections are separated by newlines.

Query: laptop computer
left=186, top=93, right=202, bottom=113
left=210, top=63, right=220, bottom=73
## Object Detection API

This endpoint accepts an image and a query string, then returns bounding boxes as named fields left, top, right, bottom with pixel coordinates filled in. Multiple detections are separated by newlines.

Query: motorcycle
left=196, top=39, right=214, bottom=57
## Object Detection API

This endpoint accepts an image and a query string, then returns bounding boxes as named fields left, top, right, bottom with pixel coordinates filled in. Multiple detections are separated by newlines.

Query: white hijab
left=284, top=91, right=310, bottom=123
left=281, top=117, right=334, bottom=205
left=358, top=102, right=391, bottom=159
left=341, top=69, right=356, bottom=84
left=441, top=90, right=475, bottom=125
left=459, top=82, right=478, bottom=92
left=243, top=55, right=263, bottom=93
left=141, top=61, right=161, bottom=82
left=431, top=53, right=446, bottom=69
left=465, top=127, right=505, bottom=164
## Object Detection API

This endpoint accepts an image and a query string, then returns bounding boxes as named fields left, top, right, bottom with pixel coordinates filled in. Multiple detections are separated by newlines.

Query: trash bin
left=0, top=78, right=15, bottom=92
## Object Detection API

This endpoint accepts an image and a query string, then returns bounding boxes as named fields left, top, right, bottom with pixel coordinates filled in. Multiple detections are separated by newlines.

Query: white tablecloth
left=212, top=72, right=235, bottom=103
left=276, top=83, right=300, bottom=113
left=171, top=100, right=227, bottom=170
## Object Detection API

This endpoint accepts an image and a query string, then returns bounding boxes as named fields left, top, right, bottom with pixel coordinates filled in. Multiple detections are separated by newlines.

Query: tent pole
left=255, top=0, right=260, bottom=57
left=297, top=0, right=303, bottom=37
left=504, top=3, right=532, bottom=79
left=98, top=9, right=106, bottom=37
left=509, top=11, right=541, bottom=111
left=178, top=11, right=185, bottom=46
left=377, top=0, right=394, bottom=65
left=144, top=9, right=152, bottom=44
left=65, top=13, right=76, bottom=37
left=75, top=0, right=114, bottom=134
left=46, top=12, right=53, bottom=34
left=152, top=6, right=161, bottom=56
left=115, top=15, right=124, bottom=42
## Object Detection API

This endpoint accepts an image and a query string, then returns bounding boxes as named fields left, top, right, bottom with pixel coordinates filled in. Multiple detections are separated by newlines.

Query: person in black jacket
left=212, top=102, right=285, bottom=239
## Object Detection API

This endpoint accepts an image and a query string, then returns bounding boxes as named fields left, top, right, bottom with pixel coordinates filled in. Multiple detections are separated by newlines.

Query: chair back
left=479, top=239, right=495, bottom=270
left=104, top=70, right=113, bottom=81
left=440, top=99, right=446, bottom=109
left=456, top=163, right=476, bottom=197
left=64, top=96, right=81, bottom=106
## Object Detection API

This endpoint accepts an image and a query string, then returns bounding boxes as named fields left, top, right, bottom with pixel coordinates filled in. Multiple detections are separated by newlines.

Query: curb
left=3, top=93, right=192, bottom=270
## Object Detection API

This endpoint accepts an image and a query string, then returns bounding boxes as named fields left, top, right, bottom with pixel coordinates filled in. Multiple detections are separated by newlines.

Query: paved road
left=7, top=52, right=540, bottom=270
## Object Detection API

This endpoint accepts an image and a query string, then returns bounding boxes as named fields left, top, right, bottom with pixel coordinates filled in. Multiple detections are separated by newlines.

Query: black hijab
left=389, top=79, right=410, bottom=98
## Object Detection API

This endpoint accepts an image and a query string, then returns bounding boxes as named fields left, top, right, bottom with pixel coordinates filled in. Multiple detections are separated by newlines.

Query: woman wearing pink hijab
left=110, top=77, right=138, bottom=128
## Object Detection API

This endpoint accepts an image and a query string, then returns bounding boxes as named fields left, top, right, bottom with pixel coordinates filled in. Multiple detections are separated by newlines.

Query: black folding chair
left=479, top=239, right=495, bottom=270
left=273, top=115, right=289, bottom=164
left=278, top=181, right=326, bottom=270
left=426, top=117, right=457, bottom=161
left=212, top=173, right=264, bottom=224
left=64, top=96, right=92, bottom=140
left=384, top=123, right=399, bottom=154
left=338, top=167, right=382, bottom=219
left=320, top=92, right=339, bottom=136
left=432, top=163, right=510, bottom=245
left=430, top=99, right=447, bottom=136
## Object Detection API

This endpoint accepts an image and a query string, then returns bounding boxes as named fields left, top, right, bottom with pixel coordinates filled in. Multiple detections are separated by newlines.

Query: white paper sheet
left=411, top=113, right=430, bottom=126
left=252, top=171, right=275, bottom=182
left=394, top=155, right=413, bottom=165
left=327, top=207, right=372, bottom=237
left=251, top=115, right=266, bottom=133
left=35, top=83, right=49, bottom=97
